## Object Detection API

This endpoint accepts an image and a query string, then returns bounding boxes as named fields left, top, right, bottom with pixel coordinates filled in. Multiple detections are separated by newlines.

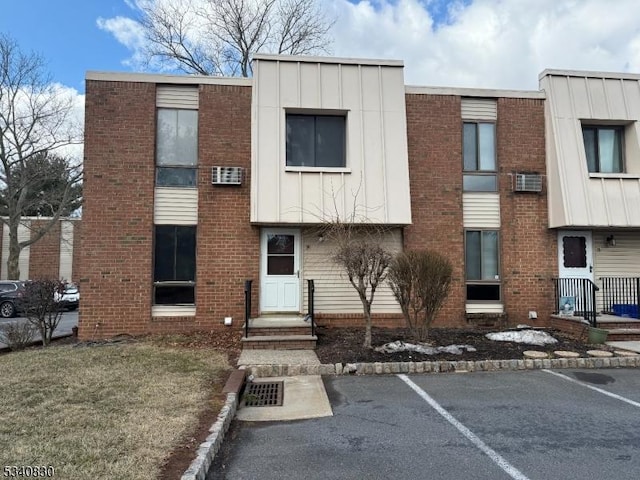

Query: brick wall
left=194, top=84, right=259, bottom=328
left=404, top=94, right=467, bottom=327
left=80, top=81, right=257, bottom=339
left=80, top=80, right=156, bottom=338
left=28, top=220, right=61, bottom=280
left=497, top=98, right=556, bottom=326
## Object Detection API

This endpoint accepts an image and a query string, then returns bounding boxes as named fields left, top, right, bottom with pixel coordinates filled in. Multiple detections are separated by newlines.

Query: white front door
left=260, top=228, right=301, bottom=312
left=558, top=230, right=593, bottom=280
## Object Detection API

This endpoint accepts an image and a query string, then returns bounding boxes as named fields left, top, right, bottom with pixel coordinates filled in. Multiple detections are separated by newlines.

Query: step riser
left=247, top=327, right=311, bottom=336
left=599, top=323, right=640, bottom=329
left=242, top=340, right=316, bottom=350
left=606, top=333, right=640, bottom=341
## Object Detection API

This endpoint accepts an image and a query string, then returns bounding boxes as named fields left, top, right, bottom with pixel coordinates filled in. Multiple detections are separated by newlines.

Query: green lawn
left=0, top=342, right=230, bottom=479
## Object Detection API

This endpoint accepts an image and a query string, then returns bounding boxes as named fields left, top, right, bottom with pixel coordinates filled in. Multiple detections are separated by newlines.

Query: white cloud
left=96, top=16, right=145, bottom=51
left=49, top=84, right=85, bottom=163
left=98, top=0, right=640, bottom=90
left=328, top=0, right=640, bottom=89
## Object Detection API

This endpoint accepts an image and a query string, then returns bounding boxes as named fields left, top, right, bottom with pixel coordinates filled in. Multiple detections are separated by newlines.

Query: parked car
left=55, top=283, right=79, bottom=311
left=0, top=281, right=27, bottom=318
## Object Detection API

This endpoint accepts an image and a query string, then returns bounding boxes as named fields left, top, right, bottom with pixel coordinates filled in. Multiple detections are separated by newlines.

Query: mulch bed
left=315, top=326, right=612, bottom=364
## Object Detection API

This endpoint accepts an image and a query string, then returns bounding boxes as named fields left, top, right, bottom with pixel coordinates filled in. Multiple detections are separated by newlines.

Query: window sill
left=589, top=173, right=640, bottom=179
left=285, top=166, right=351, bottom=174
left=152, top=305, right=196, bottom=317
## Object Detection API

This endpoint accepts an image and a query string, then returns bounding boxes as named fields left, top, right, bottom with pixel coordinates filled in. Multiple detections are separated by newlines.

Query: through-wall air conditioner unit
left=514, top=173, right=543, bottom=193
left=212, top=166, right=243, bottom=185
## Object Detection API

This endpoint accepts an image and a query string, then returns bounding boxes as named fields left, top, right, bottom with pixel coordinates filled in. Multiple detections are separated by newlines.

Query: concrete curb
left=180, top=392, right=238, bottom=480
left=244, top=354, right=640, bottom=377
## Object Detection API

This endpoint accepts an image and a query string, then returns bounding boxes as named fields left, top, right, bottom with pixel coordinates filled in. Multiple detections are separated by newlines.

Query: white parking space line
left=542, top=369, right=640, bottom=409
left=397, top=374, right=530, bottom=480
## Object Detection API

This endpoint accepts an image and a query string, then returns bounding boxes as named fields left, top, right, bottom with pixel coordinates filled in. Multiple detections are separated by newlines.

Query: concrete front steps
left=551, top=314, right=640, bottom=341
left=242, top=315, right=317, bottom=350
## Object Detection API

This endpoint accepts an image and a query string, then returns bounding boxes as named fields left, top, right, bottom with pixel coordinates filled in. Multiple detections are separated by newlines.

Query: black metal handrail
left=307, top=279, right=315, bottom=337
left=553, top=277, right=599, bottom=327
left=244, top=279, right=252, bottom=338
left=600, top=276, right=640, bottom=318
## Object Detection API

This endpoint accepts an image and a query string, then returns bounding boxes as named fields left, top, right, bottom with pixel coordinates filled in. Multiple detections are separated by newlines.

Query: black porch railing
left=307, top=279, right=315, bottom=337
left=244, top=279, right=252, bottom=338
left=600, top=276, right=640, bottom=319
left=552, top=277, right=599, bottom=327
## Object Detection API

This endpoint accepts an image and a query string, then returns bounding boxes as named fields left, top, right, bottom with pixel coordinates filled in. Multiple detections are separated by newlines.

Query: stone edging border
left=181, top=392, right=238, bottom=480
left=245, top=355, right=640, bottom=377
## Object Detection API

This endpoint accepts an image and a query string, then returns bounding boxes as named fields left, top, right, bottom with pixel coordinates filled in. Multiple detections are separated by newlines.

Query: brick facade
left=404, top=94, right=467, bottom=327
left=194, top=84, right=260, bottom=327
left=497, top=98, right=557, bottom=325
left=80, top=81, right=259, bottom=339
left=80, top=80, right=156, bottom=338
left=80, top=74, right=554, bottom=338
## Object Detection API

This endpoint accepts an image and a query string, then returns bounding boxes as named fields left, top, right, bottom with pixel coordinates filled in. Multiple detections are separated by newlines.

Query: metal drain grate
left=244, top=381, right=284, bottom=407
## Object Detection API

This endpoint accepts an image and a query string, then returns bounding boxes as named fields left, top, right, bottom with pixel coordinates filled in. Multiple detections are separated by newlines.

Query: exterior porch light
left=606, top=235, right=616, bottom=247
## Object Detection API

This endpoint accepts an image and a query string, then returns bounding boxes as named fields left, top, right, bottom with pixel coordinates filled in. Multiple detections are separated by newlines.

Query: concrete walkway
left=607, top=340, right=640, bottom=353
left=237, top=349, right=320, bottom=366
left=236, top=350, right=331, bottom=421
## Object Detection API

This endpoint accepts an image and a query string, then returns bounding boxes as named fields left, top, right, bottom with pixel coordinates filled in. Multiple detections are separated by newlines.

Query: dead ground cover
left=0, top=340, right=231, bottom=480
left=315, top=326, right=613, bottom=363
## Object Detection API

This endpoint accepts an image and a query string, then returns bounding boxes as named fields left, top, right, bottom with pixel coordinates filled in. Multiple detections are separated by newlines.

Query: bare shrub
left=328, top=223, right=392, bottom=349
left=22, top=279, right=65, bottom=346
left=0, top=321, right=36, bottom=351
left=388, top=250, right=453, bottom=342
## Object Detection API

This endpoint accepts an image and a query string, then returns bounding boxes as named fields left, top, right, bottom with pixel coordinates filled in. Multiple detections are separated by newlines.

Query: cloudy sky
left=3, top=0, right=640, bottom=94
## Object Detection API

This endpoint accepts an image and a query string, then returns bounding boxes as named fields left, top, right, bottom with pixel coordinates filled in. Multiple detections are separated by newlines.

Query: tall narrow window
left=582, top=126, right=623, bottom=173
left=156, top=109, right=198, bottom=186
left=465, top=230, right=500, bottom=301
left=154, top=226, right=196, bottom=304
left=463, top=122, right=497, bottom=191
left=286, top=114, right=346, bottom=168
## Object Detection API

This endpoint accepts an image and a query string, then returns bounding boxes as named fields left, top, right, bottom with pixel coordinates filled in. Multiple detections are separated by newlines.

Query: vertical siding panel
left=59, top=221, right=74, bottom=282
left=1, top=222, right=30, bottom=280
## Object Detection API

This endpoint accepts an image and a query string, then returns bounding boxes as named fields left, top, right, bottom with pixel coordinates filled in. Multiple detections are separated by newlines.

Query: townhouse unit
left=542, top=70, right=640, bottom=326
left=80, top=54, right=639, bottom=342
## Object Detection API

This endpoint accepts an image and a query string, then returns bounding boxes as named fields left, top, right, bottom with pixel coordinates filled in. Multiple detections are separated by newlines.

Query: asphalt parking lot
left=211, top=368, right=640, bottom=480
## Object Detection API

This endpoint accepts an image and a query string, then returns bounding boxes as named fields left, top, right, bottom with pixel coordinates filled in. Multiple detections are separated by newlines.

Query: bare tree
left=22, top=278, right=65, bottom=346
left=388, top=250, right=453, bottom=342
left=326, top=223, right=393, bottom=349
left=0, top=35, right=82, bottom=279
left=134, top=0, right=334, bottom=76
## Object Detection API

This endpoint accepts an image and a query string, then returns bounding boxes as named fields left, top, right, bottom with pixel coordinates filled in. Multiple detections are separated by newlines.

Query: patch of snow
left=486, top=330, right=558, bottom=346
left=374, top=341, right=476, bottom=355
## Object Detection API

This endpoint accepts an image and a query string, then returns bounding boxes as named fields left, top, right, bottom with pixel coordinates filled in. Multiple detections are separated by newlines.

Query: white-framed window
left=156, top=109, right=198, bottom=187
left=582, top=125, right=624, bottom=173
left=463, top=122, right=497, bottom=191
left=153, top=225, right=196, bottom=305
left=286, top=114, right=346, bottom=168
left=465, top=229, right=500, bottom=301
